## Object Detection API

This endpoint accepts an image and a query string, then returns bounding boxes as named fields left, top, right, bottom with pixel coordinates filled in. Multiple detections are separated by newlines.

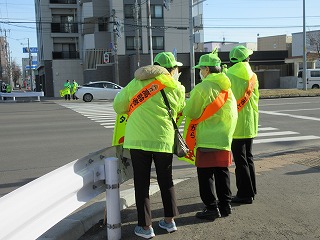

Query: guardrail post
left=104, top=157, right=121, bottom=240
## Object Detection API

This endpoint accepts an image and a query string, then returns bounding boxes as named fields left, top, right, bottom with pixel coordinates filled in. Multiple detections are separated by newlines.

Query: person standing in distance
left=183, top=51, right=238, bottom=220
left=71, top=79, right=78, bottom=100
left=113, top=52, right=185, bottom=239
left=63, top=80, right=71, bottom=100
left=226, top=45, right=259, bottom=204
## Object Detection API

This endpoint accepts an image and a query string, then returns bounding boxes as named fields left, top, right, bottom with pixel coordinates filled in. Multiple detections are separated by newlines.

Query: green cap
left=193, top=50, right=221, bottom=69
left=154, top=52, right=183, bottom=68
left=229, top=45, right=253, bottom=63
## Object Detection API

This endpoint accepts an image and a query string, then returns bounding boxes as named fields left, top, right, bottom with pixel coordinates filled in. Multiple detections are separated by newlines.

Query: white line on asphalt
left=90, top=119, right=115, bottom=122
left=272, top=108, right=320, bottom=112
left=258, top=127, right=279, bottom=131
left=259, top=110, right=320, bottom=121
left=257, top=131, right=298, bottom=137
left=84, top=113, right=116, bottom=116
left=259, top=101, right=311, bottom=106
left=254, top=135, right=320, bottom=144
left=104, top=126, right=115, bottom=129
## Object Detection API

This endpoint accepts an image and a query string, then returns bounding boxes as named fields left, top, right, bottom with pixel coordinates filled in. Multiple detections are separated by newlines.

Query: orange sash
left=128, top=79, right=166, bottom=117
left=184, top=90, right=229, bottom=162
left=237, top=74, right=257, bottom=112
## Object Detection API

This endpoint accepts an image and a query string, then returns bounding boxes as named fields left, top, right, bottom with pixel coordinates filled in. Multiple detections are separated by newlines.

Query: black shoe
left=219, top=203, right=232, bottom=217
left=196, top=207, right=221, bottom=220
left=231, top=196, right=253, bottom=204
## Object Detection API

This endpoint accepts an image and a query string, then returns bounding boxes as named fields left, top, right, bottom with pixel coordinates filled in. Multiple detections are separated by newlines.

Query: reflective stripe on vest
left=185, top=90, right=229, bottom=159
left=127, top=79, right=166, bottom=117
left=237, top=74, right=257, bottom=112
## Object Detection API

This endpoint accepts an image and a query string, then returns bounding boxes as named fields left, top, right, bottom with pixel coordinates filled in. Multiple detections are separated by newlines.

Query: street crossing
left=57, top=101, right=320, bottom=144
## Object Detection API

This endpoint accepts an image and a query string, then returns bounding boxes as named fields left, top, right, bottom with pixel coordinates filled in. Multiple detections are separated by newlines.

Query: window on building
left=124, top=4, right=134, bottom=18
left=152, top=36, right=164, bottom=50
left=53, top=43, right=79, bottom=59
left=126, top=36, right=142, bottom=50
left=98, top=17, right=108, bottom=31
left=151, top=5, right=163, bottom=18
left=61, top=15, right=76, bottom=33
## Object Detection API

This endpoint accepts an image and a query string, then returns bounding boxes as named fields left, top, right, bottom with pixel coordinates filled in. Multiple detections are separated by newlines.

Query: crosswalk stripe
left=57, top=101, right=320, bottom=145
left=254, top=135, right=320, bottom=144
left=257, top=131, right=298, bottom=137
left=258, top=127, right=278, bottom=131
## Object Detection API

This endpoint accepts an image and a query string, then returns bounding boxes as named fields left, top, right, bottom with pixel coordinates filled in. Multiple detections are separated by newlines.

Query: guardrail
left=0, top=91, right=44, bottom=101
left=0, top=146, right=133, bottom=240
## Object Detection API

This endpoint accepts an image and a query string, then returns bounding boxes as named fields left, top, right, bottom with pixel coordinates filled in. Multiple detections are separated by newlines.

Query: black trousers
left=130, top=149, right=179, bottom=226
left=231, top=138, right=257, bottom=198
left=65, top=94, right=70, bottom=100
left=197, top=167, right=232, bottom=210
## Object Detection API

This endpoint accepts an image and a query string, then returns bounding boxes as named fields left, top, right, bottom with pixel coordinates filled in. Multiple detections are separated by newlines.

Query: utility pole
left=28, top=38, right=33, bottom=91
left=112, top=9, right=120, bottom=85
left=302, top=0, right=307, bottom=90
left=4, top=29, right=13, bottom=88
left=147, top=0, right=153, bottom=64
left=189, top=0, right=195, bottom=89
left=134, top=0, right=140, bottom=68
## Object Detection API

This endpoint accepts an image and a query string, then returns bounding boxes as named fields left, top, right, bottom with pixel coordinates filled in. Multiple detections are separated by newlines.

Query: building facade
left=35, top=0, right=204, bottom=97
left=0, top=36, right=10, bottom=84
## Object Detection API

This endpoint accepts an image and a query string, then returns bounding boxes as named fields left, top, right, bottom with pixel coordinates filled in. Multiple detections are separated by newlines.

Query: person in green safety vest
left=6, top=84, right=12, bottom=93
left=71, top=80, right=78, bottom=100
left=226, top=45, right=259, bottom=205
left=63, top=80, right=71, bottom=100
left=113, top=52, right=185, bottom=239
left=183, top=50, right=238, bottom=221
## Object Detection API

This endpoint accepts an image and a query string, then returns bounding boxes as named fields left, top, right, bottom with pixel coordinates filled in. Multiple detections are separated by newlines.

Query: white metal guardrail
left=0, top=146, right=133, bottom=240
left=0, top=91, right=44, bottom=101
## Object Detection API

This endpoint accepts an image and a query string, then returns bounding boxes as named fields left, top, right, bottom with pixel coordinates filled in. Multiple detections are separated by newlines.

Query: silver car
left=75, top=81, right=123, bottom=102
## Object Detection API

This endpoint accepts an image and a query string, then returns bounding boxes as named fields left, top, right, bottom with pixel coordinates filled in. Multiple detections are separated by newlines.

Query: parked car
left=297, top=69, right=320, bottom=89
left=75, top=81, right=123, bottom=102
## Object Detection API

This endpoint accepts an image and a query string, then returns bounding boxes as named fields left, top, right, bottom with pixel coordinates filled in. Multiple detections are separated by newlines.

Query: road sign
left=26, top=65, right=37, bottom=70
left=23, top=47, right=38, bottom=53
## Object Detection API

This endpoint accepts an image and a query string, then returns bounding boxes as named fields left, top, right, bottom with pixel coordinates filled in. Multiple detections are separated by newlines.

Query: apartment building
left=0, top=36, right=9, bottom=84
left=35, top=0, right=203, bottom=97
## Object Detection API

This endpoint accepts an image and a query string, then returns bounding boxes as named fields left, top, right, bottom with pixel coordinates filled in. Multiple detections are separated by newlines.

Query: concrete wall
left=257, top=35, right=291, bottom=51
left=52, top=60, right=83, bottom=97
left=256, top=69, right=280, bottom=89
left=280, top=76, right=298, bottom=89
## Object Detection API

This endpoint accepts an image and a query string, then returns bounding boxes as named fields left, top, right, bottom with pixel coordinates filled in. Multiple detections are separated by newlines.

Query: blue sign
left=26, top=65, right=37, bottom=70
left=23, top=47, right=38, bottom=53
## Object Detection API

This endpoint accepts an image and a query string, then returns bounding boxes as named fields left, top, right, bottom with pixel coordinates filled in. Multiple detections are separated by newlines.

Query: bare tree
left=11, top=61, right=21, bottom=87
left=307, top=31, right=320, bottom=57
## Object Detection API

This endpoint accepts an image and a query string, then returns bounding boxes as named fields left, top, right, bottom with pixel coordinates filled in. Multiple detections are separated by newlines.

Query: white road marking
left=57, top=102, right=320, bottom=145
left=257, top=131, right=298, bottom=137
left=258, top=127, right=278, bottom=131
left=254, top=135, right=320, bottom=144
left=259, top=110, right=320, bottom=121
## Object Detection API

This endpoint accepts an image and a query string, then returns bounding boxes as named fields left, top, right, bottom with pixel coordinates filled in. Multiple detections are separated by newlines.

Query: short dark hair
left=154, top=62, right=177, bottom=73
left=201, top=66, right=221, bottom=73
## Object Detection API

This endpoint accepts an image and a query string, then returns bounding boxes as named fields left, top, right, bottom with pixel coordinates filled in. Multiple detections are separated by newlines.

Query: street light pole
left=28, top=38, right=33, bottom=91
left=302, top=0, right=307, bottom=91
left=189, top=0, right=195, bottom=89
left=147, top=0, right=153, bottom=64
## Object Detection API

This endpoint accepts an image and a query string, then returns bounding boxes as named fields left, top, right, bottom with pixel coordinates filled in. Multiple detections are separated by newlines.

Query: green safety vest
left=227, top=62, right=259, bottom=139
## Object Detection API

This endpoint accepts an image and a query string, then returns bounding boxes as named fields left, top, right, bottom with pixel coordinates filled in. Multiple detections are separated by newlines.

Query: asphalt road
left=0, top=97, right=319, bottom=197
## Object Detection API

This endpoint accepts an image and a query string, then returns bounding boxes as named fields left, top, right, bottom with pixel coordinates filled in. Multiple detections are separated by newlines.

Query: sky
left=1, top=0, right=320, bottom=67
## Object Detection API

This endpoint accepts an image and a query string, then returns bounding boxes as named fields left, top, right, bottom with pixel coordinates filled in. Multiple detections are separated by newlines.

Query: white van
left=297, top=69, right=320, bottom=89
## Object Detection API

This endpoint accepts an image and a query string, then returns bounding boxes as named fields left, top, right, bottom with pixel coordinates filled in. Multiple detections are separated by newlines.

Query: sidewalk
left=74, top=147, right=320, bottom=240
